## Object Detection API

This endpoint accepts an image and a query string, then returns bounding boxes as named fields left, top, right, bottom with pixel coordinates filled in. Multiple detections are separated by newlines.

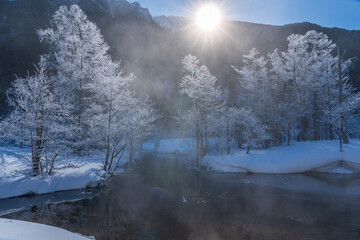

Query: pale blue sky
left=132, top=0, right=360, bottom=30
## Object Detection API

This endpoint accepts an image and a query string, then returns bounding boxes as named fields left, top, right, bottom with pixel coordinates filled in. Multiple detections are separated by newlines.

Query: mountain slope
left=0, top=2, right=360, bottom=120
left=153, top=16, right=188, bottom=31
left=0, top=0, right=155, bottom=113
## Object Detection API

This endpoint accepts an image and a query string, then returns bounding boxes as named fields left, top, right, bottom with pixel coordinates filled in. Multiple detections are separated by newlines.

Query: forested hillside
left=1, top=0, right=360, bottom=124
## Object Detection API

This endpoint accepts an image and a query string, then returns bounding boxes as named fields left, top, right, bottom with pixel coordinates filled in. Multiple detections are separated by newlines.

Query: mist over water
left=5, top=154, right=360, bottom=240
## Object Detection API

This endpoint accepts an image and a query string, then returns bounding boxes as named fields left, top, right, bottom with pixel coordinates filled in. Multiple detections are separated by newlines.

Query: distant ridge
left=0, top=0, right=360, bottom=117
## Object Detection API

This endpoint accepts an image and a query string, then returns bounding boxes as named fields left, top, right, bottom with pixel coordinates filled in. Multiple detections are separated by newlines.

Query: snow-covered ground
left=0, top=138, right=193, bottom=200
left=0, top=218, right=94, bottom=240
left=2, top=139, right=359, bottom=200
left=203, top=140, right=360, bottom=174
left=142, top=139, right=360, bottom=174
left=0, top=146, right=125, bottom=200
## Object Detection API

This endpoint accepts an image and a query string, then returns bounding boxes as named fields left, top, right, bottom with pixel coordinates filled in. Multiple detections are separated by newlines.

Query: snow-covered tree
left=88, top=62, right=157, bottom=177
left=264, top=31, right=341, bottom=144
left=232, top=31, right=359, bottom=148
left=326, top=48, right=360, bottom=151
left=178, top=55, right=223, bottom=166
left=268, top=49, right=300, bottom=145
left=233, top=48, right=274, bottom=146
left=127, top=95, right=158, bottom=164
left=1, top=61, right=73, bottom=175
left=227, top=107, right=269, bottom=154
left=233, top=48, right=270, bottom=113
left=216, top=106, right=248, bottom=154
left=281, top=31, right=336, bottom=141
left=38, top=4, right=111, bottom=152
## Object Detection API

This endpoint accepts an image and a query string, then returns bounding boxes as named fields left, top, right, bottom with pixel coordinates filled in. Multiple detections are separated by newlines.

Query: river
left=3, top=153, right=360, bottom=240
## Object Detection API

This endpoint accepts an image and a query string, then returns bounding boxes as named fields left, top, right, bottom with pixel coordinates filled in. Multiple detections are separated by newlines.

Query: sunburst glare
left=196, top=5, right=221, bottom=30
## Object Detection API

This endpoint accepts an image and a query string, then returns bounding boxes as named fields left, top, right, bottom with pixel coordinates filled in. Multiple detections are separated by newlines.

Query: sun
left=197, top=5, right=221, bottom=30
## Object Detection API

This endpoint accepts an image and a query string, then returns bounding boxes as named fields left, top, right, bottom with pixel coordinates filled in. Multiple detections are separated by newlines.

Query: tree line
left=177, top=31, right=360, bottom=167
left=1, top=5, right=359, bottom=173
left=1, top=5, right=157, bottom=177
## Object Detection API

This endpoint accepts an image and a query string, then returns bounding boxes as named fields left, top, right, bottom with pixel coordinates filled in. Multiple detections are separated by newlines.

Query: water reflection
left=5, top=154, right=360, bottom=240
left=0, top=188, right=99, bottom=216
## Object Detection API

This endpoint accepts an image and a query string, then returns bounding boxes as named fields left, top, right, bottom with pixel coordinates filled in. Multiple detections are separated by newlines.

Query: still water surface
left=5, top=154, right=360, bottom=240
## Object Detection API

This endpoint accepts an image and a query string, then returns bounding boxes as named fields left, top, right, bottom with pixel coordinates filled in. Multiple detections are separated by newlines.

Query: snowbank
left=0, top=218, right=94, bottom=240
left=142, top=138, right=195, bottom=154
left=0, top=146, right=121, bottom=200
left=203, top=141, right=360, bottom=174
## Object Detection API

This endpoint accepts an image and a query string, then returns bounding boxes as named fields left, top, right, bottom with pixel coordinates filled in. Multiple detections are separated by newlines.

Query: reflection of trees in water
left=305, top=171, right=360, bottom=187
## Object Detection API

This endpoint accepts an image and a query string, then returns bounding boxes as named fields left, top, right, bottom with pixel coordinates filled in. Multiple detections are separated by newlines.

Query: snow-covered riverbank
left=1, top=139, right=359, bottom=200
left=0, top=218, right=94, bottom=239
left=203, top=140, right=360, bottom=174
left=0, top=146, right=119, bottom=200
left=143, top=139, right=360, bottom=174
